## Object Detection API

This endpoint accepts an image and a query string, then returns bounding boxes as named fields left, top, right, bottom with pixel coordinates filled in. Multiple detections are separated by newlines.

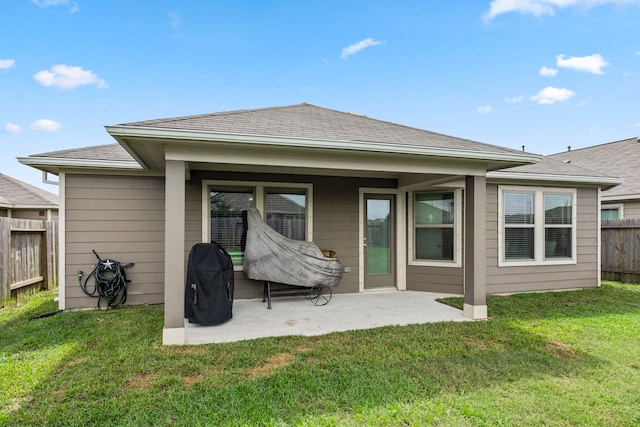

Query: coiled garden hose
left=79, top=249, right=134, bottom=310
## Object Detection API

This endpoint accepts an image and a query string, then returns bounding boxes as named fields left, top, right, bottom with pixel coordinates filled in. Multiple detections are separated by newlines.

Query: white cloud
left=530, top=86, right=575, bottom=104
left=477, top=105, right=492, bottom=114
left=505, top=96, right=524, bottom=103
left=539, top=66, right=558, bottom=77
left=32, top=0, right=68, bottom=7
left=30, top=119, right=63, bottom=132
left=484, top=0, right=640, bottom=20
left=32, top=0, right=78, bottom=12
left=4, top=123, right=22, bottom=133
left=34, top=64, right=107, bottom=89
left=169, top=11, right=182, bottom=29
left=636, top=51, right=640, bottom=55
left=556, top=53, right=609, bottom=74
left=0, top=58, right=15, bottom=69
left=340, top=38, right=382, bottom=60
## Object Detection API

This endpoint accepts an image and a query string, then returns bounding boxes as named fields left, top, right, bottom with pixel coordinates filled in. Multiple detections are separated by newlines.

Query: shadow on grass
left=4, top=286, right=633, bottom=425
left=0, top=290, right=59, bottom=329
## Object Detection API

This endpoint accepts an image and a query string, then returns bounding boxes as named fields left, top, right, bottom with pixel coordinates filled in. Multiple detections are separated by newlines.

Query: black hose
left=79, top=250, right=134, bottom=310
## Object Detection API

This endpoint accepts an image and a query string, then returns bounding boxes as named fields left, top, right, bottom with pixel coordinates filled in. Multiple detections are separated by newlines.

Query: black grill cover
left=184, top=242, right=234, bottom=325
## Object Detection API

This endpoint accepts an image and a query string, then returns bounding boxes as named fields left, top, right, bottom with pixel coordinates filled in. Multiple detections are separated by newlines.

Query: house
left=0, top=172, right=58, bottom=220
left=549, top=137, right=639, bottom=219
left=17, top=103, right=621, bottom=345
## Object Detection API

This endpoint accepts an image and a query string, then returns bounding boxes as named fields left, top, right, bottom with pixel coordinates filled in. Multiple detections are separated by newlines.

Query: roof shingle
left=548, top=137, right=639, bottom=197
left=120, top=103, right=525, bottom=156
left=0, top=173, right=58, bottom=208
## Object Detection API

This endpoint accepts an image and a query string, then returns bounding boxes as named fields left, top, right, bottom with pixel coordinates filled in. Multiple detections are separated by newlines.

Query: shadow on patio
left=185, top=290, right=471, bottom=344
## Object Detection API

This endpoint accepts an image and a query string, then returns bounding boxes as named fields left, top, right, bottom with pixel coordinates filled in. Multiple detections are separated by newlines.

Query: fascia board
left=487, top=171, right=624, bottom=187
left=601, top=193, right=640, bottom=201
left=105, top=125, right=542, bottom=165
left=0, top=204, right=58, bottom=209
left=17, top=156, right=143, bottom=171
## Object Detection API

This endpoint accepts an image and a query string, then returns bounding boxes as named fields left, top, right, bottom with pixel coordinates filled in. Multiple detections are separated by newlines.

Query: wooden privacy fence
left=601, top=218, right=640, bottom=283
left=0, top=217, right=58, bottom=302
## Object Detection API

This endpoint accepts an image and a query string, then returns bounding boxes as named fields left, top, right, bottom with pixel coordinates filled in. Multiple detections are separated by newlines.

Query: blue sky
left=1, top=0, right=639, bottom=193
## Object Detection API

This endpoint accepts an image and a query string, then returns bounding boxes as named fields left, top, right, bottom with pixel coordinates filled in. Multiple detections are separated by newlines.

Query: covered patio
left=184, top=289, right=471, bottom=344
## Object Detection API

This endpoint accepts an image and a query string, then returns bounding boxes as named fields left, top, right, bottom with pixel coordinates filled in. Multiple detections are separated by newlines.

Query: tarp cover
left=243, top=208, right=343, bottom=288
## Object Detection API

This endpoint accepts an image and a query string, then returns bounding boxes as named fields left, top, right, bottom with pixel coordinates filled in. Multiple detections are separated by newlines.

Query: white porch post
left=464, top=175, right=488, bottom=320
left=163, top=160, right=186, bottom=345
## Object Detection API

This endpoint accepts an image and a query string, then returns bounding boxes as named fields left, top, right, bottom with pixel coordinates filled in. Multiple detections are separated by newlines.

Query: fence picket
left=601, top=218, right=640, bottom=283
left=0, top=217, right=58, bottom=302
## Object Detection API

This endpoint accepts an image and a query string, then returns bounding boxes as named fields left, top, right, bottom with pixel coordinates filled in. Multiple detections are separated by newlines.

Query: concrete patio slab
left=185, top=290, right=470, bottom=344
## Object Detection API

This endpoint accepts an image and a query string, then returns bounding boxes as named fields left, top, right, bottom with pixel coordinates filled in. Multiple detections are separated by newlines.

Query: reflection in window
left=544, top=194, right=572, bottom=258
left=500, top=187, right=575, bottom=264
left=210, top=189, right=254, bottom=264
left=414, top=192, right=455, bottom=261
left=504, top=192, right=535, bottom=260
left=601, top=208, right=620, bottom=220
left=265, top=189, right=307, bottom=240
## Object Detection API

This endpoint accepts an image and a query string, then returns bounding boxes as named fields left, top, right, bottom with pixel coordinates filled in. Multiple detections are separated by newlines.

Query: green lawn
left=1, top=282, right=639, bottom=426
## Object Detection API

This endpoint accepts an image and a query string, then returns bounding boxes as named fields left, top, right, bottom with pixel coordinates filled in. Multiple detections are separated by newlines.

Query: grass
left=1, top=282, right=639, bottom=426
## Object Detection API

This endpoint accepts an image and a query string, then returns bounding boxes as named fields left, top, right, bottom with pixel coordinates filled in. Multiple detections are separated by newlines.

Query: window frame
left=600, top=203, right=623, bottom=220
left=408, top=189, right=463, bottom=268
left=498, top=186, right=577, bottom=267
left=202, top=180, right=313, bottom=271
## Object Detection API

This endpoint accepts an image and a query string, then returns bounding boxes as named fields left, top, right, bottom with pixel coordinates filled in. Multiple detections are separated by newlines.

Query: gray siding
left=406, top=265, right=463, bottom=294
left=621, top=200, right=640, bottom=219
left=485, top=184, right=598, bottom=293
left=189, top=171, right=395, bottom=299
left=65, top=174, right=165, bottom=309
left=63, top=172, right=601, bottom=309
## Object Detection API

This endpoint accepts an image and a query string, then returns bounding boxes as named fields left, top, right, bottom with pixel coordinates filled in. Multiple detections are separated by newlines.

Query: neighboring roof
left=548, top=137, right=639, bottom=199
left=0, top=172, right=58, bottom=209
left=18, top=144, right=141, bottom=174
left=119, top=103, right=526, bottom=157
left=487, top=157, right=622, bottom=190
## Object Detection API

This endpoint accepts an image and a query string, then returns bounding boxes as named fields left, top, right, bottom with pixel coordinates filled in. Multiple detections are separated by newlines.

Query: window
left=265, top=189, right=307, bottom=240
left=499, top=186, right=576, bottom=266
left=601, top=204, right=622, bottom=220
left=210, top=188, right=254, bottom=264
left=203, top=181, right=312, bottom=267
left=410, top=190, right=462, bottom=266
left=503, top=192, right=535, bottom=259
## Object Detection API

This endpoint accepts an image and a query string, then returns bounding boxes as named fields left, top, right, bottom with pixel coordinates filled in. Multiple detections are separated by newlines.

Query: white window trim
left=601, top=203, right=623, bottom=220
left=498, top=185, right=577, bottom=267
left=201, top=180, right=313, bottom=271
left=408, top=188, right=463, bottom=268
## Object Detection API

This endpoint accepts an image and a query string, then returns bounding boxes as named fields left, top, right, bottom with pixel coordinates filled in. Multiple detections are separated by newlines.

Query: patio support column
left=163, top=159, right=186, bottom=345
left=464, top=175, right=488, bottom=320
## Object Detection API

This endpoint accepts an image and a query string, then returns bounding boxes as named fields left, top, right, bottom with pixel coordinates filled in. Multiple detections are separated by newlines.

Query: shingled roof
left=548, top=137, right=639, bottom=198
left=0, top=173, right=58, bottom=208
left=119, top=103, right=524, bottom=156
left=28, top=144, right=136, bottom=162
